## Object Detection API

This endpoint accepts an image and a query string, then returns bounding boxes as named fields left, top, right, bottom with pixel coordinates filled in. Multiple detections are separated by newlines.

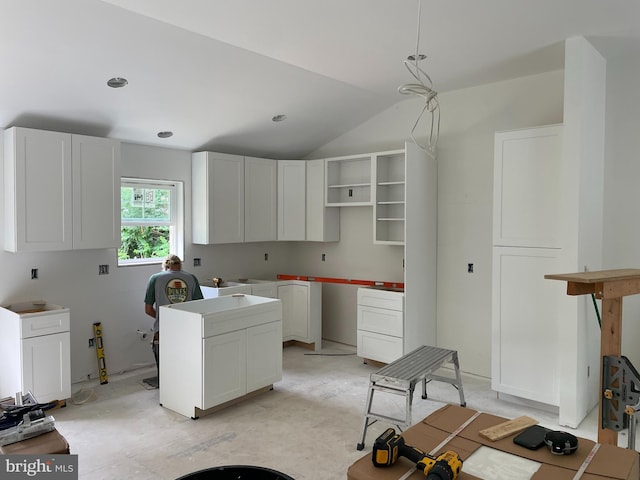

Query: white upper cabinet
left=72, top=134, right=121, bottom=249
left=192, top=153, right=277, bottom=244
left=4, top=127, right=120, bottom=252
left=192, top=152, right=245, bottom=244
left=244, top=156, right=277, bottom=242
left=306, top=159, right=339, bottom=242
left=493, top=125, right=563, bottom=248
left=277, top=160, right=306, bottom=240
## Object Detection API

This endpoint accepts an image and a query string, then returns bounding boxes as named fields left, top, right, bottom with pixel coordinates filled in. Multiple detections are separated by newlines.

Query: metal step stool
left=356, top=345, right=466, bottom=450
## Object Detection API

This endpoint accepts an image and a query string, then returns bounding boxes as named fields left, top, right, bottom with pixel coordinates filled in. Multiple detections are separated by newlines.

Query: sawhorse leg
left=357, top=380, right=375, bottom=450
left=420, top=352, right=466, bottom=407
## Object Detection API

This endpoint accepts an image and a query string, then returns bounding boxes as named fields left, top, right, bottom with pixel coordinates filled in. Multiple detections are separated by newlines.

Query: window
left=119, top=178, right=183, bottom=266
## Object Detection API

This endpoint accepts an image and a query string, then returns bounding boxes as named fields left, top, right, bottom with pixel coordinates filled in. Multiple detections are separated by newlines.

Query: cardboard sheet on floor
left=0, top=429, right=69, bottom=455
left=347, top=404, right=639, bottom=480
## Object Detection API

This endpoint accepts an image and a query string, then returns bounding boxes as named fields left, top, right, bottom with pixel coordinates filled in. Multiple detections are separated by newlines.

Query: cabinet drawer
left=357, top=306, right=403, bottom=337
left=357, top=330, right=403, bottom=364
left=21, top=311, right=70, bottom=339
left=357, top=288, right=404, bottom=310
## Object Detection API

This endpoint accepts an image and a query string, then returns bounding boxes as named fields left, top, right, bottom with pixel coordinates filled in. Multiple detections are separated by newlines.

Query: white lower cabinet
left=202, top=321, right=283, bottom=409
left=0, top=302, right=71, bottom=402
left=250, top=283, right=278, bottom=299
left=357, top=287, right=405, bottom=364
left=159, top=295, right=282, bottom=418
left=277, top=281, right=322, bottom=350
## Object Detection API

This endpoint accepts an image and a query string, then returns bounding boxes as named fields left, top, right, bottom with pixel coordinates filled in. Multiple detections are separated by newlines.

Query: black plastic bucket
left=176, top=465, right=294, bottom=480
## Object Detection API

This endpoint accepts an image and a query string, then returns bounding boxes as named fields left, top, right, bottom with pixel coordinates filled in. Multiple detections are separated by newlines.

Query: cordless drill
left=372, top=428, right=463, bottom=480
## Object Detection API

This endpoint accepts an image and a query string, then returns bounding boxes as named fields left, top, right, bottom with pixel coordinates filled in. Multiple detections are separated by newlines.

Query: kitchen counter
left=159, top=295, right=283, bottom=418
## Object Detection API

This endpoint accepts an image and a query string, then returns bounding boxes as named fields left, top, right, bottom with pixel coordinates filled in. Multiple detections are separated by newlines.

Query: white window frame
left=118, top=177, right=184, bottom=266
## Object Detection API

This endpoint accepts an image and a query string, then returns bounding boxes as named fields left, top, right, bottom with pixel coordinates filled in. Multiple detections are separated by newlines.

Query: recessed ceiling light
left=407, top=54, right=427, bottom=62
left=272, top=114, right=287, bottom=122
left=157, top=131, right=173, bottom=138
left=107, top=77, right=128, bottom=88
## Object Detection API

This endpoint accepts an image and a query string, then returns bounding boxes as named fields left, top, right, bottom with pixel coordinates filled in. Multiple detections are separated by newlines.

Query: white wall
left=309, top=70, right=565, bottom=377
left=603, top=53, right=640, bottom=368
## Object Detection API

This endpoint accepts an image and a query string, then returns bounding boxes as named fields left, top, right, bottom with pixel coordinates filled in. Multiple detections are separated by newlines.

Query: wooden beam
left=566, top=281, right=596, bottom=296
left=598, top=297, right=623, bottom=445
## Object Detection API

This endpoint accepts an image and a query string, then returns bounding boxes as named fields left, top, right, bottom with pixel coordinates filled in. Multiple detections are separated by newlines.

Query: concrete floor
left=50, top=342, right=627, bottom=479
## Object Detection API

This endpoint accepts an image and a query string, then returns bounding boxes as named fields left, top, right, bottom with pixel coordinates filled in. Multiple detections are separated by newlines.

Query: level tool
left=93, top=322, right=109, bottom=384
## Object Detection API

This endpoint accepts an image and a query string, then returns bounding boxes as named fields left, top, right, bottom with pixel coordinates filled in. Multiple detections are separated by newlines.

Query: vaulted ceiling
left=1, top=0, right=639, bottom=159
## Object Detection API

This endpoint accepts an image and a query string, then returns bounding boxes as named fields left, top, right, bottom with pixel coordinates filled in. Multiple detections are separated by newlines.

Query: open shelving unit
left=325, top=154, right=373, bottom=206
left=373, top=150, right=406, bottom=244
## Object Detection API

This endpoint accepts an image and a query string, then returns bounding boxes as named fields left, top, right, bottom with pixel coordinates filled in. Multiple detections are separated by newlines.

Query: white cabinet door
left=492, top=246, right=564, bottom=406
left=246, top=321, right=283, bottom=391
left=192, top=152, right=245, bottom=244
left=4, top=127, right=73, bottom=252
left=245, top=157, right=277, bottom=242
left=22, top=332, right=71, bottom=402
left=493, top=126, right=563, bottom=248
left=202, top=329, right=246, bottom=409
left=277, top=160, right=306, bottom=240
left=72, top=134, right=121, bottom=249
left=278, top=284, right=309, bottom=339
left=306, top=159, right=339, bottom=242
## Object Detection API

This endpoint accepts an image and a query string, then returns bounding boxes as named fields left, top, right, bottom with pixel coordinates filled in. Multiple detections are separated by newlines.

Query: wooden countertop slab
left=545, top=269, right=640, bottom=298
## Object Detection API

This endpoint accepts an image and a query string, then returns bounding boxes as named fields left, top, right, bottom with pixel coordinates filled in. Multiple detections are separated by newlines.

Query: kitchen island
left=159, top=294, right=282, bottom=418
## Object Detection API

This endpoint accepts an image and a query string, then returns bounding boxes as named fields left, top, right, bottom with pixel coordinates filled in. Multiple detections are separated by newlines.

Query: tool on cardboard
left=543, top=430, right=578, bottom=455
left=0, top=391, right=57, bottom=446
left=0, top=410, right=55, bottom=446
left=372, top=427, right=462, bottom=480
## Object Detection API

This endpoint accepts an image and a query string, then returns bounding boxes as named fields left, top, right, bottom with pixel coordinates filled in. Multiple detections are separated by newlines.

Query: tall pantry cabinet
left=349, top=141, right=437, bottom=362
left=492, top=125, right=565, bottom=407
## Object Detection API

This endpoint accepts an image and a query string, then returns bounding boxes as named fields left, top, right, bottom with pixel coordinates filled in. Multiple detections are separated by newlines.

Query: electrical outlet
left=468, top=263, right=474, bottom=273
left=264, top=253, right=269, bottom=261
left=31, top=268, right=38, bottom=279
left=88, top=338, right=95, bottom=347
left=193, top=258, right=201, bottom=267
left=322, top=253, right=326, bottom=262
left=98, top=264, right=109, bottom=275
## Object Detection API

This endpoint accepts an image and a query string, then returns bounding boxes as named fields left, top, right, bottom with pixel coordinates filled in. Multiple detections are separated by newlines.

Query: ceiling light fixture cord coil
left=398, top=0, right=440, bottom=152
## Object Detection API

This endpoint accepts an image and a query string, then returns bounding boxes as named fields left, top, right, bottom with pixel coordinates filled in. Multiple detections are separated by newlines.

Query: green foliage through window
left=119, top=180, right=179, bottom=263
left=118, top=226, right=170, bottom=260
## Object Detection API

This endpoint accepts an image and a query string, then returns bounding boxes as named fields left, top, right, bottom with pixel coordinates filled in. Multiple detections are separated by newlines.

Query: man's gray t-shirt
left=144, top=270, right=203, bottom=331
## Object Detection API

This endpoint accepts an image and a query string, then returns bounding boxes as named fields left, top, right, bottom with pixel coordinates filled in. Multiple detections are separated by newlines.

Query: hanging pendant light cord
left=398, top=0, right=440, bottom=152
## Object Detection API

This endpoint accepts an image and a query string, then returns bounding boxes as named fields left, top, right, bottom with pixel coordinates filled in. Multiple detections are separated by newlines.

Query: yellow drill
left=372, top=428, right=463, bottom=480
